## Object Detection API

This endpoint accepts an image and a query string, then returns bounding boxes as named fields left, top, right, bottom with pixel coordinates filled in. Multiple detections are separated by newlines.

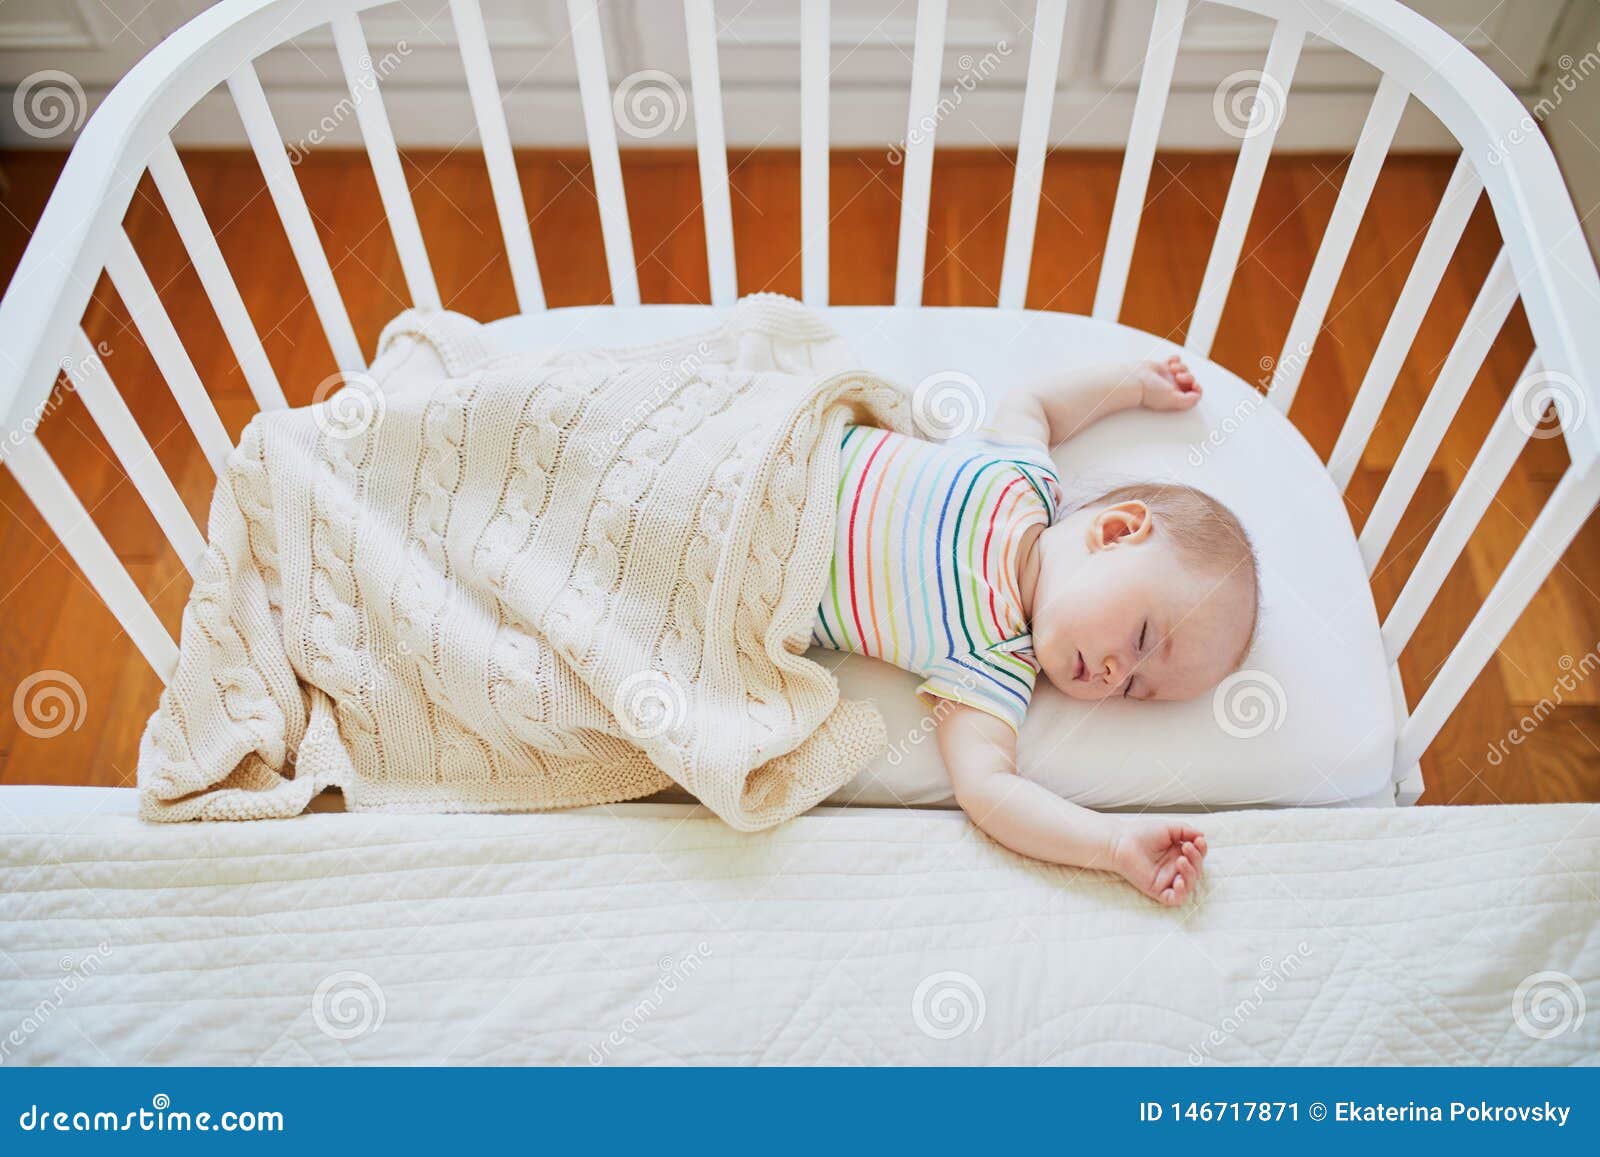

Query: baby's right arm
left=934, top=702, right=1206, bottom=906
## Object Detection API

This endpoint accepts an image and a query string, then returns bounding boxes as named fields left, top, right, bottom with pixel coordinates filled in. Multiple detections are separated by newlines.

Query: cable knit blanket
left=138, top=296, right=907, bottom=829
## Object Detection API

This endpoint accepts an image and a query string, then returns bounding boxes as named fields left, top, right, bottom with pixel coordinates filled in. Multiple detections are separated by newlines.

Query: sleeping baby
left=811, top=357, right=1257, bottom=907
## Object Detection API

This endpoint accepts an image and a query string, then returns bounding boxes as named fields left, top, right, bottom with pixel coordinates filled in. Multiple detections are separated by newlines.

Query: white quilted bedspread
left=1, top=792, right=1596, bottom=1065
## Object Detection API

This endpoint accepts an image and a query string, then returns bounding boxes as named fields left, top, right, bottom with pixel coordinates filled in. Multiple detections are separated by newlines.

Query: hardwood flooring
left=0, top=146, right=1596, bottom=803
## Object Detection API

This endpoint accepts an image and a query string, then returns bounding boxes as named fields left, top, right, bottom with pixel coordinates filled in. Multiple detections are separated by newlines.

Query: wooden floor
left=1, top=146, right=1597, bottom=804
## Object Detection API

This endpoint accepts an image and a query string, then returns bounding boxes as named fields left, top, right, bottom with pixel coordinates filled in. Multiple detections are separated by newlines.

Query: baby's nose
left=1102, top=653, right=1126, bottom=683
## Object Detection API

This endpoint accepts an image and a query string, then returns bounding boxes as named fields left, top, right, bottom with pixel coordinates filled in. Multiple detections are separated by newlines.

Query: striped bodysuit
left=811, top=425, right=1064, bottom=732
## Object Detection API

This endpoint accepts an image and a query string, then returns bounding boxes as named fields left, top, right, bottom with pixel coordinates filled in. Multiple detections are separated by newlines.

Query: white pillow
left=809, top=310, right=1397, bottom=810
left=487, top=305, right=1397, bottom=809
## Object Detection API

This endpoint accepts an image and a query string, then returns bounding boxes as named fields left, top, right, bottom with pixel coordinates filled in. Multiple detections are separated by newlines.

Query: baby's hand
left=1138, top=356, right=1201, bottom=412
left=1111, top=817, right=1207, bottom=906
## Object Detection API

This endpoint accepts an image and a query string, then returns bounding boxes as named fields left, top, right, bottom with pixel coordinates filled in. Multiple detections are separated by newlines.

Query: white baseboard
left=2, top=84, right=1459, bottom=152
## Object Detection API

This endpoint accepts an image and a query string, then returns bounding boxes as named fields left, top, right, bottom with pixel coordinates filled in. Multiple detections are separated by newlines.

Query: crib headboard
left=2, top=0, right=1597, bottom=803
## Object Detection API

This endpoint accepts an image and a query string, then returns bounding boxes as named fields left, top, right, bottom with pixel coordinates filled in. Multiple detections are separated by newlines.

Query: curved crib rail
left=2, top=0, right=1598, bottom=802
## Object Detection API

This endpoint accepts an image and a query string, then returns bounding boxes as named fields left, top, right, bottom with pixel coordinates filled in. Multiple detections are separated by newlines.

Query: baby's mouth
left=1072, top=651, right=1088, bottom=682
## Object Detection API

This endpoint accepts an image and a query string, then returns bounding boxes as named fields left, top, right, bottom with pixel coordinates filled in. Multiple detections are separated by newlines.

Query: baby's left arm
left=935, top=701, right=1206, bottom=906
left=988, top=356, right=1201, bottom=446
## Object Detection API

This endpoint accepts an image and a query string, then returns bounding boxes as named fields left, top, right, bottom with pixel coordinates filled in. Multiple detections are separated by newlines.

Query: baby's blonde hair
left=1081, top=482, right=1260, bottom=667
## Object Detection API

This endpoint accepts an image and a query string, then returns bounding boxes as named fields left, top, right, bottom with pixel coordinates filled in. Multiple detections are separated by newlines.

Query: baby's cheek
left=1040, top=666, right=1070, bottom=695
left=1032, top=640, right=1068, bottom=692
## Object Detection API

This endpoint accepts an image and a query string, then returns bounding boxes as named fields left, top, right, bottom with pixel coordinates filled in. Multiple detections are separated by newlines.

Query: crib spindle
left=1328, top=155, right=1483, bottom=492
left=1380, top=356, right=1539, bottom=661
left=1395, top=465, right=1600, bottom=771
left=1093, top=0, right=1185, bottom=323
left=997, top=0, right=1069, bottom=312
left=800, top=0, right=830, bottom=308
left=62, top=328, right=208, bottom=575
left=1268, top=74, right=1408, bottom=413
left=567, top=0, right=640, bottom=308
left=147, top=138, right=286, bottom=412
left=1186, top=19, right=1305, bottom=358
left=683, top=0, right=738, bottom=306
left=228, top=61, right=366, bottom=372
left=1357, top=248, right=1517, bottom=572
left=894, top=0, right=949, bottom=308
left=103, top=229, right=233, bottom=475
left=5, top=439, right=180, bottom=678
left=449, top=0, right=545, bottom=312
left=331, top=12, right=440, bottom=311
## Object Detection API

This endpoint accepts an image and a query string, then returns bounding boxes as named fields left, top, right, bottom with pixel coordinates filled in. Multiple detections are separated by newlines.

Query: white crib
left=1, top=0, right=1596, bottom=807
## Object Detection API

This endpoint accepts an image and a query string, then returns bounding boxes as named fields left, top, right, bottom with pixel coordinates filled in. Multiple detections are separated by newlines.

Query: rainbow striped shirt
left=811, top=425, right=1063, bottom=732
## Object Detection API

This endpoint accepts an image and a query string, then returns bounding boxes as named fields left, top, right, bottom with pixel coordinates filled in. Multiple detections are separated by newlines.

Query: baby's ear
left=1089, top=500, right=1153, bottom=549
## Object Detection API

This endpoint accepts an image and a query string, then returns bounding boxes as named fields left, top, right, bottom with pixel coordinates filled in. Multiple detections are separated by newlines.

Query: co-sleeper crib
left=2, top=0, right=1598, bottom=808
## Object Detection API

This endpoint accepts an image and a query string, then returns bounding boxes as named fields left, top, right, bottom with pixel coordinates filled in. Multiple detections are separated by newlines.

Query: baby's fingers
left=1153, top=850, right=1194, bottom=893
left=1153, top=855, right=1182, bottom=895
left=1153, top=854, right=1199, bottom=907
left=1160, top=869, right=1190, bottom=907
left=1167, top=355, right=1200, bottom=391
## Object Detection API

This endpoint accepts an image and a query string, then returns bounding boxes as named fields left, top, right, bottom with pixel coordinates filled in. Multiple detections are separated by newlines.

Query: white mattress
left=2, top=786, right=1593, bottom=1065
left=485, top=304, right=1398, bottom=810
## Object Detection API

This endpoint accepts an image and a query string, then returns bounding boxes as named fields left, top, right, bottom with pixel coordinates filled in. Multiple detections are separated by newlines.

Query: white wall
left=0, top=0, right=1579, bottom=154
left=1536, top=0, right=1600, bottom=257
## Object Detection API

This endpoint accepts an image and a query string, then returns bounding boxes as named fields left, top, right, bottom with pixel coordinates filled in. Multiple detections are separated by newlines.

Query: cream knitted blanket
left=138, top=296, right=907, bottom=829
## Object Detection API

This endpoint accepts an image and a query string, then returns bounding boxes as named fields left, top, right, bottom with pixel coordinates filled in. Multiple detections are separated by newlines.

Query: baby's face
left=1029, top=502, right=1255, bottom=703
